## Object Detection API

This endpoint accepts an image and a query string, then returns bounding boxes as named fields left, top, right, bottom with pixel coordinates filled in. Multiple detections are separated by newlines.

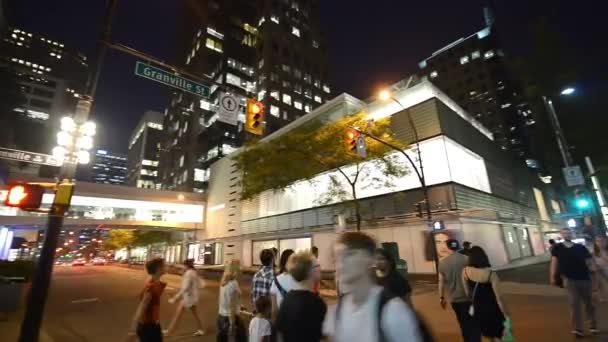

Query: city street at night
left=2, top=265, right=607, bottom=341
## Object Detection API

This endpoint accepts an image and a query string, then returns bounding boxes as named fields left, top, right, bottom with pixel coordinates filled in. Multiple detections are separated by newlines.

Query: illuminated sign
left=0, top=147, right=61, bottom=166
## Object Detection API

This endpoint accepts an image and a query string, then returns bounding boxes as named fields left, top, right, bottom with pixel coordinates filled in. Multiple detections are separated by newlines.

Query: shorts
left=137, top=323, right=163, bottom=342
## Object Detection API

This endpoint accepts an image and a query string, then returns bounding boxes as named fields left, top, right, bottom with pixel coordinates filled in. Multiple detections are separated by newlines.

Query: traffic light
left=3, top=183, right=45, bottom=210
left=574, top=189, right=590, bottom=209
left=245, top=98, right=264, bottom=135
left=344, top=129, right=358, bottom=155
left=414, top=201, right=425, bottom=218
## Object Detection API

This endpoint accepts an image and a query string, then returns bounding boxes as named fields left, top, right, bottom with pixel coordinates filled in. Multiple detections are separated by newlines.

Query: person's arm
left=271, top=293, right=279, bottom=323
left=171, top=271, right=192, bottom=302
left=462, top=268, right=470, bottom=297
left=437, top=272, right=446, bottom=309
left=490, top=272, right=509, bottom=316
left=129, top=291, right=151, bottom=333
left=228, top=282, right=240, bottom=332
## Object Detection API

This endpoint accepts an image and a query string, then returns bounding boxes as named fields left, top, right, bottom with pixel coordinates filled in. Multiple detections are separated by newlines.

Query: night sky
left=6, top=1, right=607, bottom=159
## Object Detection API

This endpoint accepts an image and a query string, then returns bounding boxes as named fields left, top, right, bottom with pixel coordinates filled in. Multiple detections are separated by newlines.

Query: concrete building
left=127, top=111, right=163, bottom=189
left=418, top=8, right=537, bottom=169
left=158, top=0, right=330, bottom=193
left=200, top=78, right=562, bottom=271
left=90, top=149, right=127, bottom=186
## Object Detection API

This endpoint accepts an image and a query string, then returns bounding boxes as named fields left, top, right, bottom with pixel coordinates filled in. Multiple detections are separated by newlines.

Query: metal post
left=542, top=96, right=572, bottom=167
left=18, top=2, right=117, bottom=340
left=585, top=156, right=608, bottom=231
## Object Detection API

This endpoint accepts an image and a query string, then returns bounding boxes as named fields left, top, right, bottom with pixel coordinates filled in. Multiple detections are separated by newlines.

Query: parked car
left=92, top=258, right=106, bottom=266
left=72, top=258, right=86, bottom=266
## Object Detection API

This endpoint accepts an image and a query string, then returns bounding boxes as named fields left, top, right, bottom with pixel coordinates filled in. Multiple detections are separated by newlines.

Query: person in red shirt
left=128, top=258, right=167, bottom=342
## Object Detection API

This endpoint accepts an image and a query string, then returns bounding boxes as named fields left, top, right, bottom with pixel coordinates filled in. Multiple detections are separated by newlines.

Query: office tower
left=90, top=149, right=127, bottom=185
left=158, top=0, right=330, bottom=193
left=127, top=111, right=164, bottom=189
left=418, top=8, right=537, bottom=167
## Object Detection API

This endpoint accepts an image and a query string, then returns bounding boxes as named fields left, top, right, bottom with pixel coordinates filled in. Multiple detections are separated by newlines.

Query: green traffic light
left=575, top=199, right=590, bottom=209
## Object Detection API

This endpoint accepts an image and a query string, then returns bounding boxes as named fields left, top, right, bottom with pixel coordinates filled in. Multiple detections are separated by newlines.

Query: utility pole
left=18, top=1, right=117, bottom=341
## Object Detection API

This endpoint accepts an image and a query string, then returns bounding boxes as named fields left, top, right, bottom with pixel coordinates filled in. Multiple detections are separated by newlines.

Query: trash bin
left=0, top=276, right=26, bottom=313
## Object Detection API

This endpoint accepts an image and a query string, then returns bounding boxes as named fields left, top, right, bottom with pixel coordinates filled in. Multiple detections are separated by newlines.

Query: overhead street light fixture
left=560, top=87, right=575, bottom=96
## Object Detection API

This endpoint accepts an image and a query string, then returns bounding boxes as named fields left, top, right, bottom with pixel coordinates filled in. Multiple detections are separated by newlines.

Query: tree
left=233, top=111, right=408, bottom=231
left=103, top=229, right=135, bottom=252
left=133, top=230, right=174, bottom=247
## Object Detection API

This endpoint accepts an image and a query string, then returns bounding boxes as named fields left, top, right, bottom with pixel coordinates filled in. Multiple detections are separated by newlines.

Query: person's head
left=462, top=241, right=472, bottom=250
left=290, top=251, right=314, bottom=287
left=375, top=248, right=395, bottom=274
left=221, top=259, right=241, bottom=286
left=311, top=246, right=319, bottom=258
left=183, top=258, right=195, bottom=269
left=560, top=228, right=573, bottom=242
left=548, top=239, right=556, bottom=246
left=259, top=249, right=274, bottom=267
left=468, top=246, right=491, bottom=268
left=271, top=247, right=278, bottom=264
left=255, top=295, right=271, bottom=318
left=278, top=249, right=295, bottom=274
left=593, top=236, right=608, bottom=257
left=441, top=238, right=460, bottom=258
left=145, top=258, right=166, bottom=278
left=334, top=232, right=376, bottom=286
left=434, top=233, right=453, bottom=258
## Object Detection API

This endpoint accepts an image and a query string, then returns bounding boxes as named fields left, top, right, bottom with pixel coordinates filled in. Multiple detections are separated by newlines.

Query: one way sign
left=218, top=93, right=239, bottom=126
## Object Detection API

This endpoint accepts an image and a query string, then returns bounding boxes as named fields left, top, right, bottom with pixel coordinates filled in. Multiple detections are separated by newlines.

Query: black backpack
left=335, top=289, right=434, bottom=342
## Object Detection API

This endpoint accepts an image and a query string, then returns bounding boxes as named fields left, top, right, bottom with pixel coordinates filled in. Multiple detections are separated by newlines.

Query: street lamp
left=376, top=88, right=438, bottom=274
left=560, top=87, right=575, bottom=96
left=52, top=116, right=96, bottom=166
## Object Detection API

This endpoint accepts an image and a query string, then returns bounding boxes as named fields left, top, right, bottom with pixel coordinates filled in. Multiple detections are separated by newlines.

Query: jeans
left=565, top=279, right=597, bottom=331
left=216, top=315, right=246, bottom=342
left=137, top=323, right=163, bottom=342
left=451, top=302, right=481, bottom=342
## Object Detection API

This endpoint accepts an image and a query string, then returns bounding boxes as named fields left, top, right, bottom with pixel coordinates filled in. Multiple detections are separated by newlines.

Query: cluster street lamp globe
left=52, top=116, right=96, bottom=165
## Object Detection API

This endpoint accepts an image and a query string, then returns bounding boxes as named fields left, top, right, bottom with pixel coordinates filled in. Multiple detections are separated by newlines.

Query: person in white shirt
left=218, top=259, right=245, bottom=342
left=323, top=232, right=423, bottom=342
left=165, top=259, right=205, bottom=336
left=270, top=249, right=296, bottom=320
left=249, top=296, right=272, bottom=342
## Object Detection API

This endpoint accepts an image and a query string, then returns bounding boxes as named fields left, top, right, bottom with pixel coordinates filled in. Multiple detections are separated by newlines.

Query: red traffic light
left=251, top=102, right=262, bottom=115
left=4, top=183, right=45, bottom=210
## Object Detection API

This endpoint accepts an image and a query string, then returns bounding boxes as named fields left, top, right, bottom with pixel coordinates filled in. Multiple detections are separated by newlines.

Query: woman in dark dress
left=375, top=248, right=412, bottom=305
left=462, top=246, right=510, bottom=341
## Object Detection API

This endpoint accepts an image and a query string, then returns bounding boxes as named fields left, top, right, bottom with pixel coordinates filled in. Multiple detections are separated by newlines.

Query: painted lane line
left=71, top=298, right=99, bottom=304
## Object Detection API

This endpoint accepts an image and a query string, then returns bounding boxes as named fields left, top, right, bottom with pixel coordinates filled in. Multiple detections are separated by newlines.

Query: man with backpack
left=323, top=232, right=426, bottom=342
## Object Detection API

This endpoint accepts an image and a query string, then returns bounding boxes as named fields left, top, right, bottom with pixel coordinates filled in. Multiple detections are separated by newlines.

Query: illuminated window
left=270, top=105, right=280, bottom=117
left=226, top=73, right=241, bottom=87
left=271, top=15, right=279, bottom=24
left=314, top=95, right=322, bottom=103
left=179, top=155, right=185, bottom=167
left=258, top=17, right=266, bottom=26
left=303, top=74, right=311, bottom=84
left=294, top=84, right=302, bottom=94
left=460, top=56, right=469, bottom=65
left=194, top=168, right=209, bottom=182
left=313, top=79, right=320, bottom=88
left=293, top=69, right=302, bottom=79
left=257, top=89, right=266, bottom=101
left=323, top=84, right=330, bottom=93
left=304, top=104, right=312, bottom=113
left=484, top=50, right=495, bottom=59
left=282, top=93, right=292, bottom=105
left=304, top=89, right=312, bottom=98
left=292, top=27, right=300, bottom=37
left=207, top=27, right=224, bottom=39
left=282, top=80, right=290, bottom=88
left=270, top=90, right=279, bottom=100
left=200, top=99, right=212, bottom=111
left=259, top=59, right=264, bottom=68
left=294, top=101, right=303, bottom=110
left=243, top=23, right=257, bottom=34
left=242, top=34, right=256, bottom=47
left=282, top=64, right=290, bottom=73
left=471, top=50, right=481, bottom=59
left=312, top=40, right=319, bottom=48
left=430, top=71, right=438, bottom=78
left=205, top=38, right=223, bottom=52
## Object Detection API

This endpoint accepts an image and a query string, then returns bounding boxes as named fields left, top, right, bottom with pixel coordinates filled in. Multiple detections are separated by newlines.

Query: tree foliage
left=233, top=111, right=409, bottom=230
left=103, top=230, right=173, bottom=251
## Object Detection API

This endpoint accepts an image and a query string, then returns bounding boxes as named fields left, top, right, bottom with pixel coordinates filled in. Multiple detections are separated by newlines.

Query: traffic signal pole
left=18, top=1, right=117, bottom=341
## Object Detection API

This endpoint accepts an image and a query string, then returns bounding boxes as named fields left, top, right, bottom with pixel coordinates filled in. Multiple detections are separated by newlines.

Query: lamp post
left=378, top=89, right=439, bottom=276
left=542, top=87, right=576, bottom=167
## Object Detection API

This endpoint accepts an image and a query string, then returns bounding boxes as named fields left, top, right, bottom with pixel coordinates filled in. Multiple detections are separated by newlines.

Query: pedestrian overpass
left=0, top=178, right=205, bottom=232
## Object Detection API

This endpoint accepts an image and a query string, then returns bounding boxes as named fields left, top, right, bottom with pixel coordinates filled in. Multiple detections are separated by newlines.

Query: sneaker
left=193, top=330, right=205, bottom=336
left=571, top=330, right=585, bottom=338
left=590, top=328, right=600, bottom=335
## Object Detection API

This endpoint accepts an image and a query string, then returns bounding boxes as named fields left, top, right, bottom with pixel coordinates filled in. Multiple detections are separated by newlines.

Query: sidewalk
left=0, top=309, right=54, bottom=342
left=414, top=281, right=608, bottom=341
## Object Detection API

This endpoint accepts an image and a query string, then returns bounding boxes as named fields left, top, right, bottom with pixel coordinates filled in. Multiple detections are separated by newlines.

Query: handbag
left=468, top=280, right=479, bottom=316
left=502, top=316, right=514, bottom=341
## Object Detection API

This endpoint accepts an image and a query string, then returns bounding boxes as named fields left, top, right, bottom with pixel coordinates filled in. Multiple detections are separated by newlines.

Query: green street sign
left=134, top=61, right=210, bottom=98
